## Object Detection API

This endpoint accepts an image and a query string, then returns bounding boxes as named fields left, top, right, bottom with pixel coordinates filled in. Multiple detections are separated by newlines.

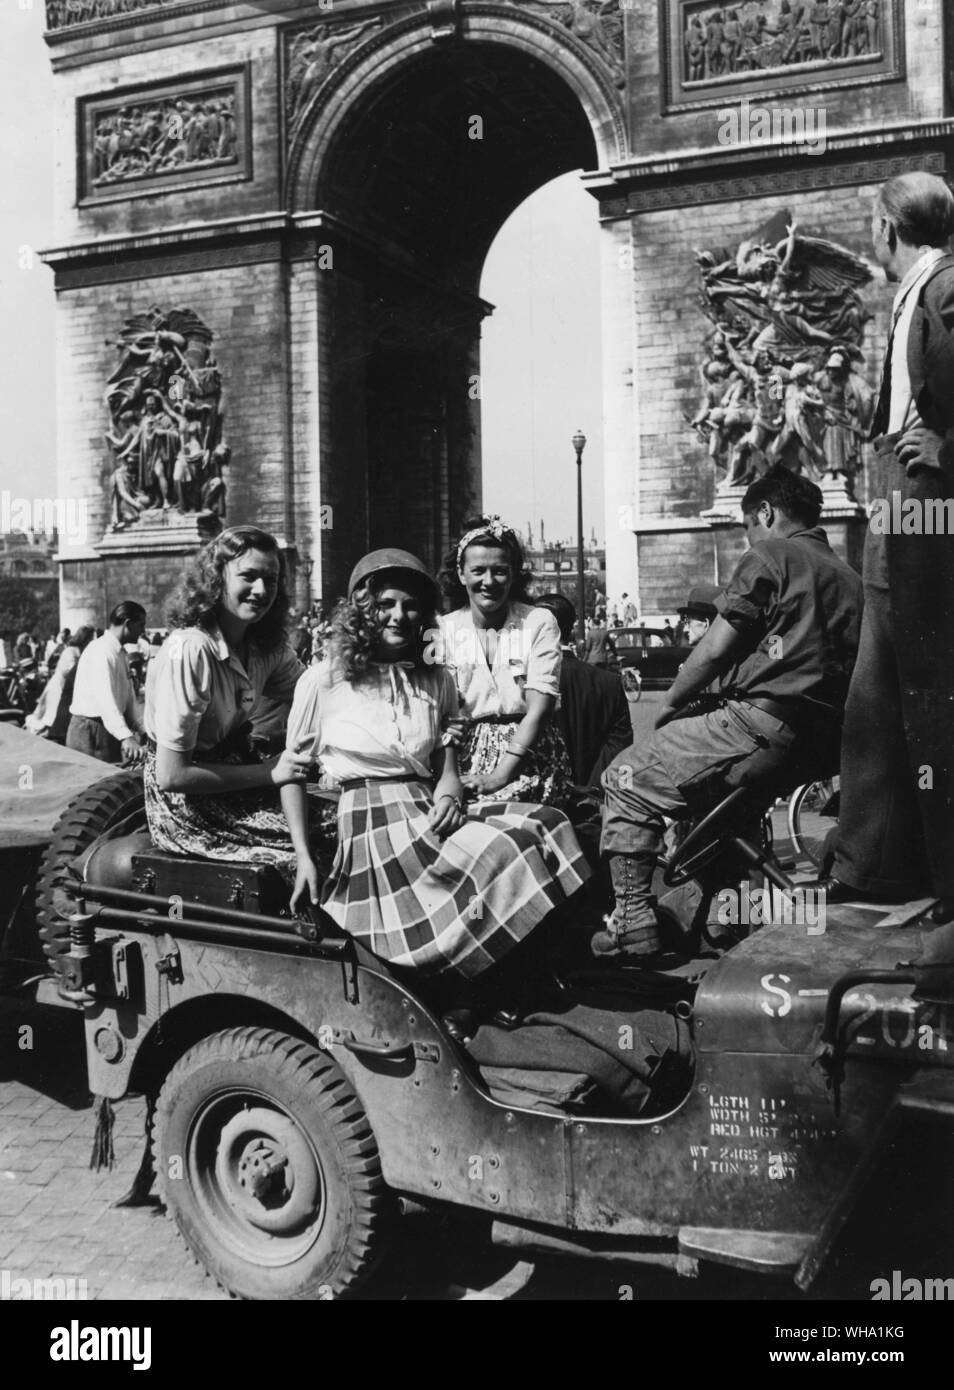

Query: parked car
left=610, top=626, right=685, bottom=690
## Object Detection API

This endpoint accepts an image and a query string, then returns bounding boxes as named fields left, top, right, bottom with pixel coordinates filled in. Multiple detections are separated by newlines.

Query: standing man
left=677, top=584, right=721, bottom=648
left=583, top=615, right=614, bottom=668
left=535, top=593, right=633, bottom=790
left=66, top=600, right=148, bottom=764
left=813, top=172, right=954, bottom=923
left=597, top=467, right=861, bottom=958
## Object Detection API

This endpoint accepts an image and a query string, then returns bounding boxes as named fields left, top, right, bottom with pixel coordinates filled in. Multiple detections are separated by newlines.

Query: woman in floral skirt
left=436, top=515, right=573, bottom=807
left=142, top=525, right=316, bottom=873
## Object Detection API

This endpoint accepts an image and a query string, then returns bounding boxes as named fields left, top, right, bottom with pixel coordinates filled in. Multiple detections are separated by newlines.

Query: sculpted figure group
left=691, top=217, right=874, bottom=493
left=92, top=94, right=237, bottom=188
left=46, top=0, right=170, bottom=28
left=104, top=307, right=230, bottom=530
left=685, top=0, right=882, bottom=82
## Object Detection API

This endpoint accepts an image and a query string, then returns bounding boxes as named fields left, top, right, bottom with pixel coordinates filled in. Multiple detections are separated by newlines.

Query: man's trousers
left=832, top=461, right=954, bottom=899
left=601, top=700, right=798, bottom=914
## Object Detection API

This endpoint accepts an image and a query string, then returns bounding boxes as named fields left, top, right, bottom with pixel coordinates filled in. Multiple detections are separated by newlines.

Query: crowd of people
left=8, top=169, right=954, bottom=1027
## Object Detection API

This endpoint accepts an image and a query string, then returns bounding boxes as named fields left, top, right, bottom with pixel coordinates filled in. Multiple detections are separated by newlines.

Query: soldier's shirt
left=714, top=526, right=862, bottom=719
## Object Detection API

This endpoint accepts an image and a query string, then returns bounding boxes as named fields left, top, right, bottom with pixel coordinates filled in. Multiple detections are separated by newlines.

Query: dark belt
left=739, top=696, right=826, bottom=730
left=473, top=713, right=523, bottom=725
left=338, top=773, right=429, bottom=792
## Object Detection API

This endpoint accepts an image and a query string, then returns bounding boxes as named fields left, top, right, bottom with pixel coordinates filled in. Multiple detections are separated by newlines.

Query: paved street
left=0, top=994, right=226, bottom=1301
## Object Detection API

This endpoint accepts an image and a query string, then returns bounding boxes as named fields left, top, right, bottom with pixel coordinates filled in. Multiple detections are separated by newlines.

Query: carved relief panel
left=79, top=68, right=250, bottom=203
left=662, top=0, right=904, bottom=111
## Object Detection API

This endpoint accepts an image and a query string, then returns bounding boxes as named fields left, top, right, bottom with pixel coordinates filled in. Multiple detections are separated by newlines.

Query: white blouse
left=285, top=659, right=458, bottom=783
left=144, top=625, right=302, bottom=753
left=437, top=602, right=562, bottom=719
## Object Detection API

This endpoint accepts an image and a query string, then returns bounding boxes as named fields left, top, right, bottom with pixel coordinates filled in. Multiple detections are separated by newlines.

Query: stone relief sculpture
left=103, top=307, right=230, bottom=532
left=683, top=0, right=882, bottom=83
left=46, top=0, right=171, bottom=29
left=521, top=1, right=625, bottom=84
left=91, top=92, right=237, bottom=188
left=690, top=215, right=874, bottom=496
left=286, top=18, right=382, bottom=133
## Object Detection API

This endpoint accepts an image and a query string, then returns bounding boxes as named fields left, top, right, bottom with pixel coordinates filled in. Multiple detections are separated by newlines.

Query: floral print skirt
left=143, top=748, right=337, bottom=880
left=458, top=717, right=573, bottom=809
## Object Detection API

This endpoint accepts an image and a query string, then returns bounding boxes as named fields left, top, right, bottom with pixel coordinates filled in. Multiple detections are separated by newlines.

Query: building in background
left=0, top=531, right=59, bottom=601
left=524, top=524, right=606, bottom=620
left=0, top=531, right=61, bottom=639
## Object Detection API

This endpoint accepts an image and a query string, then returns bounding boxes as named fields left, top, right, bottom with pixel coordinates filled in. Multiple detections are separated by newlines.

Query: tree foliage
left=0, top=581, right=60, bottom=641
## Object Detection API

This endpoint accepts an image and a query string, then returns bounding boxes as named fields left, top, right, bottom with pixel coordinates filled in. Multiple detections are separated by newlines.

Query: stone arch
left=284, top=3, right=628, bottom=598
left=286, top=3, right=628, bottom=214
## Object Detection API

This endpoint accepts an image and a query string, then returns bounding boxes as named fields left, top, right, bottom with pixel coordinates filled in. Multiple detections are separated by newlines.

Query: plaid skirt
left=322, top=779, right=590, bottom=979
left=143, top=749, right=337, bottom=878
left=459, top=717, right=573, bottom=809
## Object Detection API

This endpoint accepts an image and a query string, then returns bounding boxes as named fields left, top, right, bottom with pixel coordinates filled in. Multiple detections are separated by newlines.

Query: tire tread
left=153, top=1025, right=385, bottom=1300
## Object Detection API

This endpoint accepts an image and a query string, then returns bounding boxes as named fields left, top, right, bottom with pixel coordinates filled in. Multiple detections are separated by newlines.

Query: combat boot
left=590, top=852, right=662, bottom=958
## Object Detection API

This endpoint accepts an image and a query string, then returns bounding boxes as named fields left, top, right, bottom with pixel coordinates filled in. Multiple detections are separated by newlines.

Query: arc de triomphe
left=40, top=0, right=952, bottom=622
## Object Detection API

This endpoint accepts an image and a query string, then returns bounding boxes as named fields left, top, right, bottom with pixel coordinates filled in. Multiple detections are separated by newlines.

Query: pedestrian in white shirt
left=66, top=601, right=148, bottom=764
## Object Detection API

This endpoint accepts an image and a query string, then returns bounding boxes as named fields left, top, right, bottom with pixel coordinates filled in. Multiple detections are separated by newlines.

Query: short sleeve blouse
left=437, top=601, right=562, bottom=719
left=144, top=625, right=303, bottom=754
left=285, top=659, right=458, bottom=783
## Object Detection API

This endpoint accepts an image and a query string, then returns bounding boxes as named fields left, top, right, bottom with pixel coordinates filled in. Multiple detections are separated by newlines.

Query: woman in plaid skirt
left=436, top=516, right=574, bottom=808
left=282, top=548, right=590, bottom=981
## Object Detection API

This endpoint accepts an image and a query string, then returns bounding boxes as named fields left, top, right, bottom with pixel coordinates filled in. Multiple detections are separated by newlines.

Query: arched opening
left=297, top=32, right=611, bottom=597
left=480, top=170, right=603, bottom=553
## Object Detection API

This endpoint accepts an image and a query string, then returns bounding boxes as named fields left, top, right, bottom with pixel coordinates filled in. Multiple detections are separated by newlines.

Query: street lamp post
left=572, top=429, right=587, bottom=644
left=301, top=553, right=314, bottom=615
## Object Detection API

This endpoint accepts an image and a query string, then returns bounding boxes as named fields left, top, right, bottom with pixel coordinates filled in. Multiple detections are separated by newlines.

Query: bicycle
left=787, top=775, right=840, bottom=869
left=620, top=666, right=642, bottom=703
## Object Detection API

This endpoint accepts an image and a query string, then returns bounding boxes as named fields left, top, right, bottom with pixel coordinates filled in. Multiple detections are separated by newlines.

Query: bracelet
left=505, top=741, right=531, bottom=759
left=437, top=793, right=463, bottom=813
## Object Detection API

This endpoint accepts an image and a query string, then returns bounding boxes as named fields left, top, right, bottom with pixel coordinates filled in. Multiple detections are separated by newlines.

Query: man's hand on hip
left=897, top=425, right=948, bottom=476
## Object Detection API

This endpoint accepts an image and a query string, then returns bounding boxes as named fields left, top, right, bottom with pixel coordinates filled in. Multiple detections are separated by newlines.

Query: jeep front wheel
left=154, top=1027, right=386, bottom=1300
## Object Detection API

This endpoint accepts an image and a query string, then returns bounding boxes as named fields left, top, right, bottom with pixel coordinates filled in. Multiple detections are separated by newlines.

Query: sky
left=0, top=2, right=57, bottom=499
left=0, top=12, right=605, bottom=547
left=480, top=172, right=605, bottom=548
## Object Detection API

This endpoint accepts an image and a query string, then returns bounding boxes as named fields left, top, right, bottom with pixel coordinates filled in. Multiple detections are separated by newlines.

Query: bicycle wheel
left=787, top=776, right=840, bottom=868
left=622, top=668, right=642, bottom=702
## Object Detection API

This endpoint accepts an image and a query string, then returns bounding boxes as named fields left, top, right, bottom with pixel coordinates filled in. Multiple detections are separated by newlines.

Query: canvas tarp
left=0, top=724, right=115, bottom=848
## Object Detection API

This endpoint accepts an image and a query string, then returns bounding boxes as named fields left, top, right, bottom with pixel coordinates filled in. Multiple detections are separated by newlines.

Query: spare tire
left=34, top=769, right=145, bottom=973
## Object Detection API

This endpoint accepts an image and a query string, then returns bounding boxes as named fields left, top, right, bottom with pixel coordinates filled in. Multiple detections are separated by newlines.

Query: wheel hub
left=213, top=1105, right=322, bottom=1237
left=237, top=1138, right=290, bottom=1204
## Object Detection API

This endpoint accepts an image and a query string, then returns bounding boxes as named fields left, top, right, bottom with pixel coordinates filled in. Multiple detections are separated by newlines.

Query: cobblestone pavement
left=0, top=994, right=227, bottom=1302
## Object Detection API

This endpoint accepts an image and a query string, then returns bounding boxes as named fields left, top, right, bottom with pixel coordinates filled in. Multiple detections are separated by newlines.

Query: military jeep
left=32, top=769, right=954, bottom=1300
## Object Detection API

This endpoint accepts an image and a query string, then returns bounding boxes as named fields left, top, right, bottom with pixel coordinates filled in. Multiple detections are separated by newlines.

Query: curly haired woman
left=141, top=525, right=315, bottom=870
left=281, top=548, right=590, bottom=982
left=436, top=515, right=573, bottom=806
